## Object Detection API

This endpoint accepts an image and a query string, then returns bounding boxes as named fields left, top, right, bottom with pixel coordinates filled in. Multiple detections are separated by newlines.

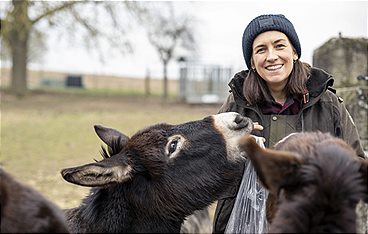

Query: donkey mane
left=100, top=137, right=124, bottom=159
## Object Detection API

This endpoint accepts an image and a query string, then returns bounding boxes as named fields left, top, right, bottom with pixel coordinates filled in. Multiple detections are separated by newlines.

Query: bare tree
left=0, top=1, right=135, bottom=97
left=135, top=2, right=197, bottom=99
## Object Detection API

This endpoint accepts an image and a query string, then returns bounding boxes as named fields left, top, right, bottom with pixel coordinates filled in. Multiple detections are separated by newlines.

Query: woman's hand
left=253, top=122, right=264, bottom=131
left=252, top=122, right=266, bottom=146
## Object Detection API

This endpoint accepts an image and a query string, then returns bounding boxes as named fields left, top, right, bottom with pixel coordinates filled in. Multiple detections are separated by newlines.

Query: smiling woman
left=212, top=13, right=366, bottom=233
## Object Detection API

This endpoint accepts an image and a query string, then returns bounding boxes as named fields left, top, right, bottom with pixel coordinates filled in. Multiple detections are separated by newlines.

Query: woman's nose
left=266, top=48, right=278, bottom=61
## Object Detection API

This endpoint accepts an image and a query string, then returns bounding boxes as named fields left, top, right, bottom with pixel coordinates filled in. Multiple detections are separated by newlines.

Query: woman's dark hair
left=243, top=60, right=311, bottom=105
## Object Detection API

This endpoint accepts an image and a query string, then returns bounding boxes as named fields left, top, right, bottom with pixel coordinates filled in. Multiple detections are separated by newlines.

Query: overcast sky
left=31, top=0, right=367, bottom=79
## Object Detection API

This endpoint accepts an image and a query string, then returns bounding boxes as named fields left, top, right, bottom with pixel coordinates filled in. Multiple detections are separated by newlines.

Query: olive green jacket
left=213, top=67, right=365, bottom=233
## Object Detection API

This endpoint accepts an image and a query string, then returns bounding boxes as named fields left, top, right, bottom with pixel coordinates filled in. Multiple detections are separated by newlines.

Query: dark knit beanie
left=242, top=14, right=301, bottom=69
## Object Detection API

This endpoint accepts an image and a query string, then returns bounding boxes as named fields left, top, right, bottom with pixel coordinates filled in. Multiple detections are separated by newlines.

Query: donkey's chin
left=228, top=148, right=248, bottom=162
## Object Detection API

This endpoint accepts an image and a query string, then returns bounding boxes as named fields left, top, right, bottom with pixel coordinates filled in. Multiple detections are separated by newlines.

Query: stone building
left=313, top=34, right=367, bottom=151
left=313, top=34, right=368, bottom=233
left=313, top=33, right=367, bottom=88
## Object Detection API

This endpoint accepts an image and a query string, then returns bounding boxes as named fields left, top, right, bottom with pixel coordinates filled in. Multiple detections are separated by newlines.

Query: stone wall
left=313, top=35, right=368, bottom=233
left=336, top=85, right=368, bottom=151
left=313, top=35, right=368, bottom=151
left=313, top=35, right=367, bottom=88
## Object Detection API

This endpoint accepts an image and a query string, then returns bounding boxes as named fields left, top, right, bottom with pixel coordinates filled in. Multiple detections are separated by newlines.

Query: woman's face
left=251, top=31, right=298, bottom=89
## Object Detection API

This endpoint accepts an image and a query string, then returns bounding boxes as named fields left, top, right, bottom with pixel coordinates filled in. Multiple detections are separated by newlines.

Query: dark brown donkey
left=0, top=168, right=69, bottom=233
left=239, top=131, right=368, bottom=233
left=61, top=112, right=254, bottom=233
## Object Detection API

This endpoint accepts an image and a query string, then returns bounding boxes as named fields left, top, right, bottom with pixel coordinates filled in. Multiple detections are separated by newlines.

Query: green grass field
left=1, top=89, right=220, bottom=210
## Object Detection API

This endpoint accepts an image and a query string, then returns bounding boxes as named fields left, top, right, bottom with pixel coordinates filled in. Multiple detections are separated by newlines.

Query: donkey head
left=238, top=132, right=368, bottom=233
left=61, top=112, right=254, bottom=221
left=61, top=112, right=253, bottom=186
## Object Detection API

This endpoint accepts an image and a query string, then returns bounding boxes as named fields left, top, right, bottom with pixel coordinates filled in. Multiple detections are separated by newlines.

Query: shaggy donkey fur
left=0, top=168, right=69, bottom=233
left=239, top=132, right=368, bottom=233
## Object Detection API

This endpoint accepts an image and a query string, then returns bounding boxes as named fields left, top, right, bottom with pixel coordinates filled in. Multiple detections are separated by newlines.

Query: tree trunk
left=11, top=34, right=29, bottom=97
left=9, top=0, right=31, bottom=97
left=163, top=60, right=168, bottom=99
left=145, top=68, right=151, bottom=96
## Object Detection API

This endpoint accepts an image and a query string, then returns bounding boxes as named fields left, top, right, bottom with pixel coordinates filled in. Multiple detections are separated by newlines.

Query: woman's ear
left=250, top=58, right=256, bottom=71
left=293, top=50, right=298, bottom=60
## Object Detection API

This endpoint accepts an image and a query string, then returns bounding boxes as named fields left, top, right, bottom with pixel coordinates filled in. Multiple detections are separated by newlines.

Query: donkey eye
left=168, top=140, right=178, bottom=154
left=165, top=135, right=186, bottom=159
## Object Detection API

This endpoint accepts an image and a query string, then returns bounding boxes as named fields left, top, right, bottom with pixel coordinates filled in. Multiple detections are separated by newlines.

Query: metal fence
left=178, top=63, right=231, bottom=104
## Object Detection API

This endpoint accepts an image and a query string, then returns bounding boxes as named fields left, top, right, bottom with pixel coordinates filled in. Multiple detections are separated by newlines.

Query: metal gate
left=178, top=62, right=232, bottom=104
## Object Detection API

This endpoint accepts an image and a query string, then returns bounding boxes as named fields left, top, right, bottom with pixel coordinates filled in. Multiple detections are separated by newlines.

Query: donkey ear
left=61, top=157, right=132, bottom=187
left=94, top=125, right=129, bottom=148
left=239, top=136, right=301, bottom=194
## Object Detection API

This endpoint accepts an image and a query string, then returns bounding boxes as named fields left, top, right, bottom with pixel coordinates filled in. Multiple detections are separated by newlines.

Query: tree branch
left=31, top=1, right=80, bottom=25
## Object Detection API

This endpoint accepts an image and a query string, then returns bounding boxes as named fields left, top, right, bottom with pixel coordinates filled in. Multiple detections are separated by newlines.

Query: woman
left=212, top=14, right=365, bottom=233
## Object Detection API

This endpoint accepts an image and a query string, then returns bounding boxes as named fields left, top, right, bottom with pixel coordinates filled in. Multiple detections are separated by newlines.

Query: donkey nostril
left=233, top=115, right=249, bottom=130
left=234, top=115, right=244, bottom=124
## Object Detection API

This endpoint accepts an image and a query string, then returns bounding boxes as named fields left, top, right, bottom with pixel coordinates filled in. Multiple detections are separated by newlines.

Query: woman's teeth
left=266, top=65, right=282, bottom=71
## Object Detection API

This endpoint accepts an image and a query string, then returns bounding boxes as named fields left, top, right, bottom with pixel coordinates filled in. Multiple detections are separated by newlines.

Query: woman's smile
left=252, top=31, right=297, bottom=87
left=265, top=64, right=283, bottom=71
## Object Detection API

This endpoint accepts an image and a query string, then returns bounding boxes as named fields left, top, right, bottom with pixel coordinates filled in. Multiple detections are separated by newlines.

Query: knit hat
left=242, top=14, right=301, bottom=69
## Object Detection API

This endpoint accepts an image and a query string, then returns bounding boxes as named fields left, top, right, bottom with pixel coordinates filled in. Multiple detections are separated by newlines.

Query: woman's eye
left=255, top=48, right=265, bottom=54
left=276, top=44, right=286, bottom=49
left=168, top=140, right=178, bottom=154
